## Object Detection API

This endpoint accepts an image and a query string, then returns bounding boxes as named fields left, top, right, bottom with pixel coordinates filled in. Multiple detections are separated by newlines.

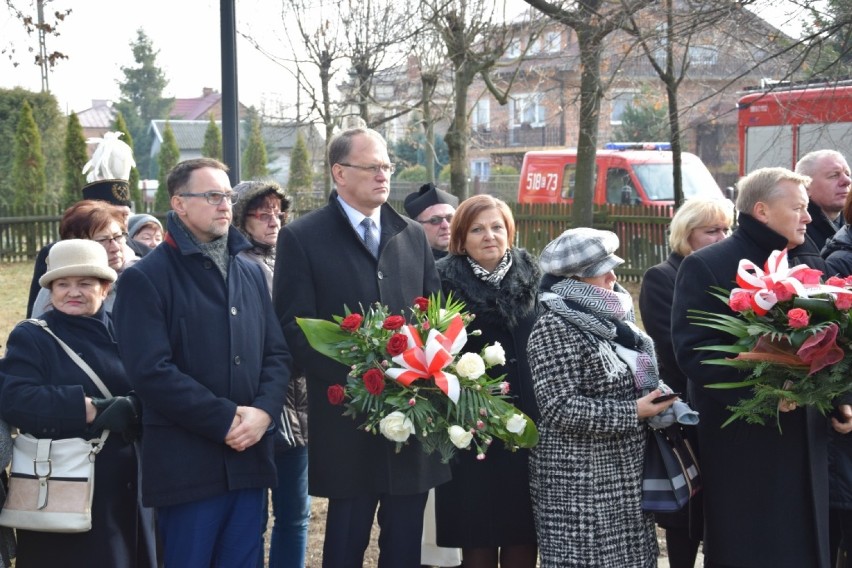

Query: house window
left=505, top=39, right=521, bottom=59
left=471, top=159, right=490, bottom=181
left=528, top=38, right=542, bottom=55
left=610, top=91, right=637, bottom=125
left=545, top=31, right=562, bottom=53
left=511, top=94, right=545, bottom=127
left=688, top=46, right=718, bottom=66
left=472, top=100, right=490, bottom=131
left=374, top=84, right=394, bottom=100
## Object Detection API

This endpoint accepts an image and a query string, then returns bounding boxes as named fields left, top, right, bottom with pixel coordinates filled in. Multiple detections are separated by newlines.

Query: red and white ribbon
left=385, top=315, right=467, bottom=403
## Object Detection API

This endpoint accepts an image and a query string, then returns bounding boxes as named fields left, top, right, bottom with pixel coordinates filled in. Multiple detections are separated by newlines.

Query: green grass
left=1, top=261, right=34, bottom=354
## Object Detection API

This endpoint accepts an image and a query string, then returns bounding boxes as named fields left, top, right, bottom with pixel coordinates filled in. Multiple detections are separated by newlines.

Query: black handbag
left=641, top=424, right=702, bottom=513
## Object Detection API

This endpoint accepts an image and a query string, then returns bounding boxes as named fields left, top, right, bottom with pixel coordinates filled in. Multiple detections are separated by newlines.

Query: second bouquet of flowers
left=689, top=249, right=852, bottom=429
left=296, top=292, right=539, bottom=462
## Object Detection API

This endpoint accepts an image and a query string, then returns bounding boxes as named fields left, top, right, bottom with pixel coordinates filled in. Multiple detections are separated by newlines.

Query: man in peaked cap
left=404, top=183, right=459, bottom=259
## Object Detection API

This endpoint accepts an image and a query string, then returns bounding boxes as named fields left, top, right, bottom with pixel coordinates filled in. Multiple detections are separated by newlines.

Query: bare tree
left=3, top=1, right=71, bottom=89
left=522, top=0, right=656, bottom=227
left=424, top=0, right=543, bottom=199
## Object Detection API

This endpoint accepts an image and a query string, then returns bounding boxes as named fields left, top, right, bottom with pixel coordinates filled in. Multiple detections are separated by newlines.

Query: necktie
left=360, top=217, right=379, bottom=258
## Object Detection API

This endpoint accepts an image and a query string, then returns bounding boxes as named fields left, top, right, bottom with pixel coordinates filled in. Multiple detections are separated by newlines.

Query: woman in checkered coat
left=527, top=228, right=676, bottom=568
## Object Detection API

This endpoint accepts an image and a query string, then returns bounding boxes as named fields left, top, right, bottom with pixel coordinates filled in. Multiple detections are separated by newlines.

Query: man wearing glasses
left=404, top=182, right=460, bottom=260
left=274, top=127, right=450, bottom=568
left=113, top=158, right=291, bottom=567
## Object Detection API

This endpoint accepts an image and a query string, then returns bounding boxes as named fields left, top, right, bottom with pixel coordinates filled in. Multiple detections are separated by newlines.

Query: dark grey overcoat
left=273, top=192, right=450, bottom=498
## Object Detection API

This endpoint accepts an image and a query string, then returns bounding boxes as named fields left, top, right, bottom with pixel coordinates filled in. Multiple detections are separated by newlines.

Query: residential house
left=148, top=119, right=325, bottom=187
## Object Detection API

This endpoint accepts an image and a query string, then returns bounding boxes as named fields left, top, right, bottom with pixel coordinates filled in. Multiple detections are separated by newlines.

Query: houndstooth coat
left=527, top=309, right=657, bottom=568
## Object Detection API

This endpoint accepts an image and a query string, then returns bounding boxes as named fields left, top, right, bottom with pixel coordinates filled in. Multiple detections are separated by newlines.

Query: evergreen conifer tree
left=287, top=131, right=313, bottom=194
left=12, top=101, right=47, bottom=209
left=155, top=121, right=180, bottom=212
left=62, top=112, right=88, bottom=208
left=242, top=113, right=268, bottom=179
left=113, top=112, right=142, bottom=209
left=203, top=113, right=223, bottom=161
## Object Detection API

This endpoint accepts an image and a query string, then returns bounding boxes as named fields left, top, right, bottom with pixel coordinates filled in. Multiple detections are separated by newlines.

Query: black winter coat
left=0, top=309, right=157, bottom=568
left=672, top=213, right=830, bottom=568
left=273, top=192, right=450, bottom=498
left=433, top=250, right=541, bottom=548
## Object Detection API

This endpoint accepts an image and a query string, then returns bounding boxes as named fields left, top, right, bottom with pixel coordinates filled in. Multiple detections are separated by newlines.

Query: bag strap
left=24, top=319, right=112, bottom=398
left=24, top=319, right=112, bottom=451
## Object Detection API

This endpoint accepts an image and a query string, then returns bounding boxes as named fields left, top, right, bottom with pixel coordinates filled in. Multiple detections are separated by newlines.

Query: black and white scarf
left=467, top=250, right=513, bottom=288
left=539, top=276, right=660, bottom=392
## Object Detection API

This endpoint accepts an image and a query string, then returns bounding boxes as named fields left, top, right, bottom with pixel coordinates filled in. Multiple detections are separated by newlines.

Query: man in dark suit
left=672, top=167, right=852, bottom=568
left=273, top=127, right=450, bottom=568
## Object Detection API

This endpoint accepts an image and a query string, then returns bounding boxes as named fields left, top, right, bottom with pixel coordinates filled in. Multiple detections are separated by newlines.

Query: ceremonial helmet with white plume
left=81, top=131, right=135, bottom=207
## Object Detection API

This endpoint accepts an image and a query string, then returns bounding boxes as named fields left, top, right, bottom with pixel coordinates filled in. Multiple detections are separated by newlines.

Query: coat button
left=377, top=271, right=384, bottom=279
left=231, top=307, right=238, bottom=316
left=234, top=356, right=241, bottom=365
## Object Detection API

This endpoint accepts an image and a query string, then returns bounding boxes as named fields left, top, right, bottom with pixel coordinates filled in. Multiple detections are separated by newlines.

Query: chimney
left=203, top=87, right=215, bottom=97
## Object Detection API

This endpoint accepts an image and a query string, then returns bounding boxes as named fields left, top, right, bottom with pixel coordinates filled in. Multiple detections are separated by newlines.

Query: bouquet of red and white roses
left=296, top=293, right=539, bottom=462
left=690, top=249, right=852, bottom=429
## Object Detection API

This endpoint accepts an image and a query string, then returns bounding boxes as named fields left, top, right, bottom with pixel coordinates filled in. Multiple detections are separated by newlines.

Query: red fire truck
left=737, top=81, right=852, bottom=175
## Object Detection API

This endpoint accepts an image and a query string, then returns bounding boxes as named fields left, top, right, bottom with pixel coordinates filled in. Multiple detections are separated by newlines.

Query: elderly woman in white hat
left=0, top=239, right=156, bottom=568
left=526, top=228, right=676, bottom=568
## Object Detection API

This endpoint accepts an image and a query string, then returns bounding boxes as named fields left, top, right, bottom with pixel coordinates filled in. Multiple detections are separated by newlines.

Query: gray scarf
left=466, top=250, right=513, bottom=288
left=172, top=214, right=230, bottom=281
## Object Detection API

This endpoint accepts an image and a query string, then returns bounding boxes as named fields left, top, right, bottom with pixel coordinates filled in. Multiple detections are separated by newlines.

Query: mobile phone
left=651, top=392, right=681, bottom=404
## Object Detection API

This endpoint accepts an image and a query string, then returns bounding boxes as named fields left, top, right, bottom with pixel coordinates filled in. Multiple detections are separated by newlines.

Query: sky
left=0, top=0, right=297, bottom=115
left=0, top=0, right=810, bottom=118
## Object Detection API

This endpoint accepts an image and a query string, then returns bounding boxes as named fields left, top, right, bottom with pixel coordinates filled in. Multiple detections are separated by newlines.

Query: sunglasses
left=418, top=215, right=453, bottom=226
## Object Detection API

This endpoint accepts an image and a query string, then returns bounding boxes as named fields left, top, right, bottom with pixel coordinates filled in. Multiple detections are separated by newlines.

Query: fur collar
left=436, top=248, right=541, bottom=329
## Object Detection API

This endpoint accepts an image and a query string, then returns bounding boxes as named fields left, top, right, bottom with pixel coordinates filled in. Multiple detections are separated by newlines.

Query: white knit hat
left=39, top=239, right=118, bottom=289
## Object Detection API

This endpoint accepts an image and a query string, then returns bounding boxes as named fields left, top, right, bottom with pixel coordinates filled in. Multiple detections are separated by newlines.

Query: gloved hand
left=91, top=395, right=141, bottom=443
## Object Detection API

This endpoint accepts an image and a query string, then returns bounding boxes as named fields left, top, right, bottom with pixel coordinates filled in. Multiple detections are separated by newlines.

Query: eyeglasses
left=419, top=215, right=453, bottom=226
left=338, top=162, right=396, bottom=175
left=92, top=232, right=128, bottom=246
left=246, top=211, right=288, bottom=224
left=177, top=191, right=240, bottom=205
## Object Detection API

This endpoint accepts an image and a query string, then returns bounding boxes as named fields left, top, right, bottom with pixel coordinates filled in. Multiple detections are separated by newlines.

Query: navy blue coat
left=672, top=213, right=829, bottom=568
left=0, top=309, right=156, bottom=567
left=273, top=192, right=450, bottom=498
left=112, top=213, right=291, bottom=508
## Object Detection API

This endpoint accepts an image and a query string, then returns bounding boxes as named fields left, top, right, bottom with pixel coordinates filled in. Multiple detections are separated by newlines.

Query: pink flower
left=836, top=293, right=852, bottom=311
left=476, top=420, right=485, bottom=430
left=408, top=398, right=416, bottom=407
left=729, top=290, right=753, bottom=312
left=476, top=453, right=486, bottom=461
left=797, top=323, right=844, bottom=375
left=499, top=381, right=510, bottom=395
left=771, top=282, right=793, bottom=303
left=787, top=308, right=810, bottom=329
left=794, top=268, right=823, bottom=285
left=827, top=276, right=847, bottom=288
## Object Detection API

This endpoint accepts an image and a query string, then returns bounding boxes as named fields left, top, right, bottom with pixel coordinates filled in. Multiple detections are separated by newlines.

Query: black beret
left=81, top=179, right=132, bottom=207
left=403, top=183, right=459, bottom=219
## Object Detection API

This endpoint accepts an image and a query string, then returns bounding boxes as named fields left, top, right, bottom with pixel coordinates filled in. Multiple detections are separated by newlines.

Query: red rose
left=827, top=276, right=847, bottom=288
left=771, top=282, right=793, bottom=303
left=340, top=313, right=363, bottom=332
left=382, top=315, right=405, bottom=330
left=729, top=290, right=753, bottom=312
left=836, top=292, right=852, bottom=310
left=363, top=369, right=385, bottom=395
left=327, top=384, right=346, bottom=405
left=797, top=323, right=844, bottom=375
left=413, top=297, right=429, bottom=311
left=787, top=307, right=810, bottom=329
left=386, top=333, right=409, bottom=356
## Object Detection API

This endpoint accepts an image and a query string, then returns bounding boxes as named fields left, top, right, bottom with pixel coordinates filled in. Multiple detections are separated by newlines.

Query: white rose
left=379, top=411, right=415, bottom=443
left=447, top=425, right=473, bottom=449
left=506, top=413, right=527, bottom=435
left=482, top=342, right=506, bottom=366
left=455, top=352, right=486, bottom=379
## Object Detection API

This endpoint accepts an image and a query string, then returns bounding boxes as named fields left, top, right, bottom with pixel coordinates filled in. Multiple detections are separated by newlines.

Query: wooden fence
left=0, top=201, right=675, bottom=279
